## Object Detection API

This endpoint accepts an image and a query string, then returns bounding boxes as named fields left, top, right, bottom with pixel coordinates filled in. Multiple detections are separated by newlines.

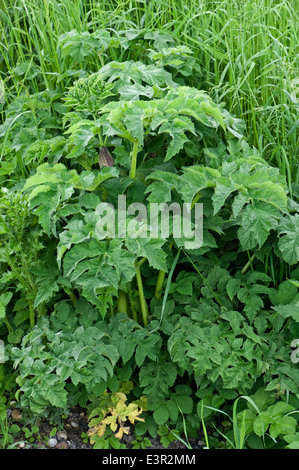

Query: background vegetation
left=1, top=0, right=298, bottom=183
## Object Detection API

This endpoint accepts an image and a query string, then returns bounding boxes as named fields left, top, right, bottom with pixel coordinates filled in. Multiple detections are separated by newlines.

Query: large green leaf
left=272, top=300, right=299, bottom=322
left=238, top=203, right=279, bottom=250
left=125, top=238, right=167, bottom=271
left=43, top=381, right=68, bottom=409
left=278, top=214, right=299, bottom=265
left=139, top=362, right=177, bottom=398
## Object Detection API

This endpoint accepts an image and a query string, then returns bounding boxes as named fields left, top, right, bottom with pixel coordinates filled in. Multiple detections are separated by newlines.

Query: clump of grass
left=180, top=0, right=298, bottom=185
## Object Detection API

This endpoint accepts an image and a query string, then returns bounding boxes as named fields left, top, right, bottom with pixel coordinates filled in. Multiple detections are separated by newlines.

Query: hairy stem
left=28, top=298, right=35, bottom=329
left=129, top=141, right=139, bottom=180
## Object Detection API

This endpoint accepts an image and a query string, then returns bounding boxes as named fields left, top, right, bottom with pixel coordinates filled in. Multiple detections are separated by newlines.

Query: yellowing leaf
left=115, top=424, right=130, bottom=439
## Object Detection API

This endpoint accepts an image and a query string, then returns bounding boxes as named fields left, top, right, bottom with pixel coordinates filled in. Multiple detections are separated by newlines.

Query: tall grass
left=0, top=0, right=298, bottom=183
left=182, top=0, right=299, bottom=186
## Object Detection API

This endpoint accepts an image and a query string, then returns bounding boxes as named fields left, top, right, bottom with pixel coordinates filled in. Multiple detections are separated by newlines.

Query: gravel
left=49, top=438, right=58, bottom=448
left=8, top=405, right=205, bottom=450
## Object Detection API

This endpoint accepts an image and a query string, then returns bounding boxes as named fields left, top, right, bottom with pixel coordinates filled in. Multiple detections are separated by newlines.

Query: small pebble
left=11, top=409, right=22, bottom=420
left=49, top=438, right=58, bottom=448
left=18, top=442, right=26, bottom=448
left=123, top=434, right=134, bottom=444
left=57, top=431, right=68, bottom=441
left=70, top=421, right=79, bottom=428
left=68, top=440, right=77, bottom=449
left=37, top=442, right=46, bottom=449
left=56, top=441, right=69, bottom=449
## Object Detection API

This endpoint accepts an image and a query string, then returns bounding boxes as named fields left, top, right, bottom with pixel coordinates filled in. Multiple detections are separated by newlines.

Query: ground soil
left=8, top=405, right=205, bottom=450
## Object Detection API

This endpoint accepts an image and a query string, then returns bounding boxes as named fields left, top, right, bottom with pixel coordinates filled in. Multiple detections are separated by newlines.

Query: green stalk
left=66, top=289, right=77, bottom=306
left=129, top=141, right=139, bottom=179
left=150, top=248, right=181, bottom=334
left=4, top=319, right=13, bottom=335
left=155, top=242, right=173, bottom=299
left=5, top=259, right=32, bottom=293
left=131, top=307, right=139, bottom=323
left=200, top=401, right=210, bottom=449
left=241, top=252, right=255, bottom=274
left=135, top=261, right=149, bottom=327
left=191, top=191, right=201, bottom=209
left=117, top=289, right=128, bottom=314
left=37, top=302, right=46, bottom=316
left=155, top=270, right=166, bottom=299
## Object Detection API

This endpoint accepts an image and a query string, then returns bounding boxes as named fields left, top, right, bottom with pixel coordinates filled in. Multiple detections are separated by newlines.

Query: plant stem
left=4, top=319, right=13, bottom=334
left=155, top=270, right=166, bottom=299
left=137, top=257, right=147, bottom=267
left=155, top=241, right=173, bottom=299
left=131, top=307, right=139, bottom=323
left=201, top=408, right=210, bottom=449
left=28, top=298, right=35, bottom=329
left=66, top=289, right=78, bottom=306
left=241, top=254, right=256, bottom=274
left=135, top=261, right=149, bottom=327
left=129, top=141, right=139, bottom=179
left=117, top=289, right=128, bottom=314
left=129, top=295, right=139, bottom=323
left=37, top=302, right=46, bottom=316
left=150, top=247, right=181, bottom=334
left=191, top=191, right=201, bottom=209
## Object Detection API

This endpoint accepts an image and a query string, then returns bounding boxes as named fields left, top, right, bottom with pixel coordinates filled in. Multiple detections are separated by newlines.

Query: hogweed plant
left=0, top=45, right=298, bottom=448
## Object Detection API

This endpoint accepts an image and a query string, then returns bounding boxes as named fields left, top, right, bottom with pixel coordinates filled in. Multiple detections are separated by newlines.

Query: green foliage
left=11, top=317, right=119, bottom=414
left=0, top=188, right=46, bottom=331
left=0, top=26, right=298, bottom=450
left=131, top=435, right=152, bottom=449
left=233, top=389, right=299, bottom=448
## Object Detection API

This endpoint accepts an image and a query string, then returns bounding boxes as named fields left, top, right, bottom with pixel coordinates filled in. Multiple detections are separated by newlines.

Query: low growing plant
left=87, top=390, right=145, bottom=442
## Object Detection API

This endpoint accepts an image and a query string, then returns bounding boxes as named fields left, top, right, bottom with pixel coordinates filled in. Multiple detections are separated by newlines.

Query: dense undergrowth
left=0, top=0, right=298, bottom=450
